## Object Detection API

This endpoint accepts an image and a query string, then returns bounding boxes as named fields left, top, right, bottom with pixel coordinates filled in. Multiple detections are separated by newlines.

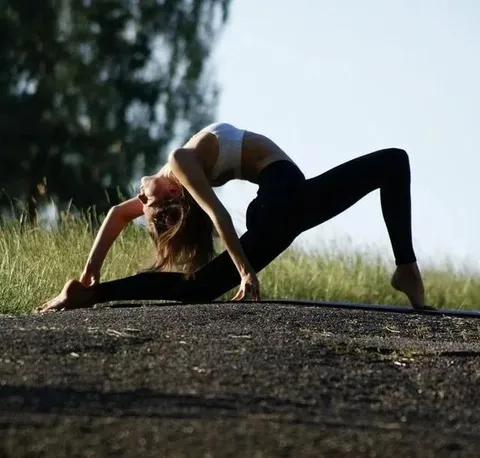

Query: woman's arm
left=169, top=148, right=259, bottom=299
left=81, top=198, right=144, bottom=283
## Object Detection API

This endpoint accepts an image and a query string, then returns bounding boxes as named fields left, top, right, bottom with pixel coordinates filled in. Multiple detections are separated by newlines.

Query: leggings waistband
left=257, top=160, right=305, bottom=193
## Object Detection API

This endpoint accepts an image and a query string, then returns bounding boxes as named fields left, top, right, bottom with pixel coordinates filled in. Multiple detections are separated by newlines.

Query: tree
left=0, top=0, right=231, bottom=222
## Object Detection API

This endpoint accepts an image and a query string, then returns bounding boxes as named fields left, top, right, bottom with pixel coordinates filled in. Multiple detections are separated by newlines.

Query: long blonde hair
left=143, top=177, right=217, bottom=277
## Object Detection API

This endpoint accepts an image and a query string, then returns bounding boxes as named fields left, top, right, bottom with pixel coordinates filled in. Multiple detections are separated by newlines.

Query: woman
left=38, top=122, right=434, bottom=313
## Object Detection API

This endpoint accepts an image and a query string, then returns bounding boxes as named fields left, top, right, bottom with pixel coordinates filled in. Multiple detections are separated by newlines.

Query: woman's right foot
left=36, top=279, right=97, bottom=313
left=390, top=262, right=436, bottom=311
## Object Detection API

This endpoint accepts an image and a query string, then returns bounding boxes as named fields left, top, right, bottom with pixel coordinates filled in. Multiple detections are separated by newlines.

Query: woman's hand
left=231, top=271, right=261, bottom=301
left=79, top=262, right=101, bottom=286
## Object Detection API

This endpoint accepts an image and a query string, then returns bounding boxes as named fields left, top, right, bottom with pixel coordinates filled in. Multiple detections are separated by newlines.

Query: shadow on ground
left=1, top=303, right=480, bottom=457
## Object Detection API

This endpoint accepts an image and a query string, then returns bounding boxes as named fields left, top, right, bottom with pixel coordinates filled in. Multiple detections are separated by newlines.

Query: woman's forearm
left=212, top=211, right=253, bottom=277
left=84, top=208, right=128, bottom=269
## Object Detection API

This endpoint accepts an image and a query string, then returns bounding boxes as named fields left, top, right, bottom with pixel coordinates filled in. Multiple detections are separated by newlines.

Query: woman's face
left=137, top=175, right=180, bottom=207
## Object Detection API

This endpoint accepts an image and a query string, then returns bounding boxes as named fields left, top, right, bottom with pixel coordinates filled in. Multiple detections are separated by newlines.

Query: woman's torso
left=180, top=123, right=298, bottom=187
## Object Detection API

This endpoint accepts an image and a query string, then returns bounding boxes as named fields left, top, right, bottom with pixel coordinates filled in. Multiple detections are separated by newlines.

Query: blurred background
left=1, top=0, right=479, bottom=271
left=0, top=0, right=230, bottom=221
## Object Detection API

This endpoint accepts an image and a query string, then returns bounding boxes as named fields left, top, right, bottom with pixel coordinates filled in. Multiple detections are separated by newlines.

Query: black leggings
left=96, top=148, right=416, bottom=303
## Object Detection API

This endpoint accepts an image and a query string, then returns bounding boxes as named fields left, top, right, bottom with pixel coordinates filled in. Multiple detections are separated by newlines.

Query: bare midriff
left=180, top=130, right=298, bottom=187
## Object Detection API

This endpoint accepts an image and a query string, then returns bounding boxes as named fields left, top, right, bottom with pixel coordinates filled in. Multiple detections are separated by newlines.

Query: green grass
left=1, top=214, right=480, bottom=314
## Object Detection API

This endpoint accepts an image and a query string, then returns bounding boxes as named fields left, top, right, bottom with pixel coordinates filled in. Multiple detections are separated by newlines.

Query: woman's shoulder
left=159, top=163, right=172, bottom=177
left=198, top=122, right=245, bottom=135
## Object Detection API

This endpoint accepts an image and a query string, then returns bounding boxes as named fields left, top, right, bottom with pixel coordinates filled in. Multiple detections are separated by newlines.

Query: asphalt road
left=1, top=302, right=480, bottom=457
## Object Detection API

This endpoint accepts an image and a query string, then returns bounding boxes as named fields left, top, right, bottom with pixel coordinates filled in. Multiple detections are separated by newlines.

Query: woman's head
left=138, top=173, right=217, bottom=276
left=137, top=174, right=181, bottom=207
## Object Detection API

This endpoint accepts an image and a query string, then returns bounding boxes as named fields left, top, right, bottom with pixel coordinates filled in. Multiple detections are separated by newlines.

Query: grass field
left=1, top=214, right=479, bottom=314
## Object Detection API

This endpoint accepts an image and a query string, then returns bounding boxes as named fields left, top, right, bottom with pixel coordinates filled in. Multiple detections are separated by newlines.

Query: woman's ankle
left=395, top=261, right=420, bottom=273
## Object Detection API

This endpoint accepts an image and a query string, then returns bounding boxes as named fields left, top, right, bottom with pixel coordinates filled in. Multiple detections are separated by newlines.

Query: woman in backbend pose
left=38, top=122, right=435, bottom=313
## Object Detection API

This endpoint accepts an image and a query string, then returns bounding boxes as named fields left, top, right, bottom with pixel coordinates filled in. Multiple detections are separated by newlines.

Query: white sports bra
left=199, top=122, right=245, bottom=180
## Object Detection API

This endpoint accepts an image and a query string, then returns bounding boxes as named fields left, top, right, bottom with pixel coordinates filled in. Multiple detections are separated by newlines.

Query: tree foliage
left=0, top=0, right=231, bottom=221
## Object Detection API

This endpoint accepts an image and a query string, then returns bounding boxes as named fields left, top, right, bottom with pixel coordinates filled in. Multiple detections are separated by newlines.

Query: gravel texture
left=1, top=302, right=480, bottom=457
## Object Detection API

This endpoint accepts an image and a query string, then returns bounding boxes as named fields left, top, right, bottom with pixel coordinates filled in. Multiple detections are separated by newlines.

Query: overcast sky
left=211, top=0, right=480, bottom=271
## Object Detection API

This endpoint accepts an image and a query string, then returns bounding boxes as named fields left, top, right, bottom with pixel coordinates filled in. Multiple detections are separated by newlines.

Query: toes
left=36, top=297, right=64, bottom=314
left=36, top=302, right=51, bottom=314
left=412, top=304, right=437, bottom=311
left=37, top=304, right=56, bottom=314
left=423, top=305, right=437, bottom=311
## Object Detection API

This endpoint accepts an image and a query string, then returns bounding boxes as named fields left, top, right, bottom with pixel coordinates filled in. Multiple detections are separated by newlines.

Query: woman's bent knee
left=387, top=148, right=409, bottom=162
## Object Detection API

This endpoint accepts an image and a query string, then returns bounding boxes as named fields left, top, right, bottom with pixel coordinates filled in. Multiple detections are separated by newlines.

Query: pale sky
left=211, top=0, right=480, bottom=271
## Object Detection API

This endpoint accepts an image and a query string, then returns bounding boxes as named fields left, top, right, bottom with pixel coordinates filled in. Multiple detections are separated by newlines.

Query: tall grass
left=1, top=214, right=480, bottom=314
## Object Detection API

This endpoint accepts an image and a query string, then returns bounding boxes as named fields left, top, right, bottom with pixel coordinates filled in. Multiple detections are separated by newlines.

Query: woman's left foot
left=390, top=263, right=436, bottom=311
left=36, top=279, right=96, bottom=313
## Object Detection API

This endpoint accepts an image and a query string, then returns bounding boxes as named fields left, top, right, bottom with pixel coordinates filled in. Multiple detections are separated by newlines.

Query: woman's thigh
left=295, top=149, right=399, bottom=232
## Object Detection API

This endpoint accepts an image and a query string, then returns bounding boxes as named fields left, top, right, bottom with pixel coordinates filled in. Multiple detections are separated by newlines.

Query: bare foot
left=36, top=279, right=96, bottom=313
left=390, top=263, right=436, bottom=311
